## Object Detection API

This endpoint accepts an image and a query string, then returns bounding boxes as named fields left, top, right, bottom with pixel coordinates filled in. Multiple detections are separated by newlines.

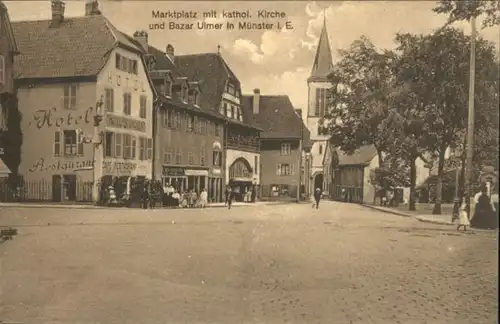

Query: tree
left=0, top=93, right=23, bottom=183
left=320, top=36, right=397, bottom=167
left=433, top=0, right=500, bottom=28
left=391, top=28, right=499, bottom=214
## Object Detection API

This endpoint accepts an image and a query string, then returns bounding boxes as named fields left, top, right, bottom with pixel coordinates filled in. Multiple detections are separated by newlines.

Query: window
left=224, top=103, right=228, bottom=116
left=61, top=130, right=83, bottom=156
left=104, top=88, right=114, bottom=112
left=176, top=111, right=182, bottom=129
left=139, top=138, right=147, bottom=160
left=163, top=146, right=172, bottom=164
left=164, top=78, right=172, bottom=97
left=187, top=114, right=194, bottom=132
left=164, top=109, right=173, bottom=128
left=63, top=85, right=78, bottom=110
left=200, top=118, right=206, bottom=134
left=116, top=53, right=138, bottom=74
left=281, top=143, right=291, bottom=156
left=123, top=134, right=134, bottom=159
left=200, top=147, right=205, bottom=165
left=276, top=163, right=293, bottom=176
left=319, top=144, right=323, bottom=155
left=123, top=93, right=132, bottom=115
left=187, top=152, right=195, bottom=165
left=227, top=83, right=235, bottom=95
left=175, top=148, right=182, bottom=164
left=147, top=139, right=153, bottom=160
left=213, top=151, right=221, bottom=166
left=231, top=105, right=235, bottom=119
left=254, top=156, right=259, bottom=174
left=104, top=132, right=114, bottom=157
left=114, top=133, right=123, bottom=158
left=54, top=131, right=61, bottom=156
left=215, top=123, right=220, bottom=136
left=139, top=95, right=147, bottom=119
left=0, top=55, right=4, bottom=84
left=314, top=88, right=328, bottom=117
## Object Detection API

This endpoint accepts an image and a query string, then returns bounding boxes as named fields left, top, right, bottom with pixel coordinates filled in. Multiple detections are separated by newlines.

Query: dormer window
left=188, top=88, right=200, bottom=106
left=164, top=77, right=172, bottom=97
left=227, top=83, right=235, bottom=96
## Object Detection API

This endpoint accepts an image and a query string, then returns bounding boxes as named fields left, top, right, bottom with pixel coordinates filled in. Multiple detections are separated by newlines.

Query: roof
left=309, top=18, right=333, bottom=82
left=11, top=14, right=143, bottom=79
left=175, top=53, right=232, bottom=114
left=336, top=144, right=378, bottom=166
left=241, top=95, right=311, bottom=144
left=0, top=1, right=19, bottom=54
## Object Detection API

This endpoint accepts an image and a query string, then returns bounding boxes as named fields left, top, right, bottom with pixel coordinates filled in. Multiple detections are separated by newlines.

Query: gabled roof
left=175, top=53, right=236, bottom=114
left=241, top=95, right=311, bottom=144
left=11, top=14, right=143, bottom=79
left=308, top=18, right=333, bottom=83
left=0, top=1, right=19, bottom=54
left=336, top=144, right=378, bottom=166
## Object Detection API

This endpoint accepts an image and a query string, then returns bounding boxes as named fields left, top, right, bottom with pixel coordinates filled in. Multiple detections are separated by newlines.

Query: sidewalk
left=361, top=203, right=456, bottom=225
left=0, top=200, right=296, bottom=210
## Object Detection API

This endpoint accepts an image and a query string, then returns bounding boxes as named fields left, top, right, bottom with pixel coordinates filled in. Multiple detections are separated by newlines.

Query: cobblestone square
left=0, top=202, right=497, bottom=323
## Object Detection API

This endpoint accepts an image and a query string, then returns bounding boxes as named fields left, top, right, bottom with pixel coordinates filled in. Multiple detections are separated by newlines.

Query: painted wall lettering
left=29, top=106, right=94, bottom=130
left=29, top=157, right=94, bottom=173
left=103, top=161, right=137, bottom=174
left=105, top=115, right=146, bottom=132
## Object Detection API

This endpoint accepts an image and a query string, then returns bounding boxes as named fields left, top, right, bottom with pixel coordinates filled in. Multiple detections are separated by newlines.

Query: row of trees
left=320, top=1, right=499, bottom=213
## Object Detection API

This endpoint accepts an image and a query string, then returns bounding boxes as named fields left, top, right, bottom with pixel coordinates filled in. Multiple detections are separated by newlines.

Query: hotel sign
left=163, top=167, right=185, bottom=177
left=106, top=115, right=146, bottom=132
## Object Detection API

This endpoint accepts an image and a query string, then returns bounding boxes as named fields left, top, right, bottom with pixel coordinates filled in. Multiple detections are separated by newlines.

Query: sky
left=4, top=0, right=499, bottom=111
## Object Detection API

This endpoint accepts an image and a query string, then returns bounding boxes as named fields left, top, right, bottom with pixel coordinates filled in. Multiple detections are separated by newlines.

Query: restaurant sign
left=106, top=115, right=146, bottom=132
left=163, top=167, right=185, bottom=177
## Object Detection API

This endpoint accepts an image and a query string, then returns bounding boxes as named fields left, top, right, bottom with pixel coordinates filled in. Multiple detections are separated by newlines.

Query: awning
left=185, top=169, right=209, bottom=176
left=230, top=177, right=253, bottom=183
left=0, top=159, right=12, bottom=176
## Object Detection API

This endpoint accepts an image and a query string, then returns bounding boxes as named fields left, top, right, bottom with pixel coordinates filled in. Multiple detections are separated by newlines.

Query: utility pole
left=464, top=16, right=476, bottom=216
left=297, top=121, right=303, bottom=203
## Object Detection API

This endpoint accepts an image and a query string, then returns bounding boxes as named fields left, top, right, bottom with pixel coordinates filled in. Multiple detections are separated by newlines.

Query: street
left=0, top=202, right=497, bottom=324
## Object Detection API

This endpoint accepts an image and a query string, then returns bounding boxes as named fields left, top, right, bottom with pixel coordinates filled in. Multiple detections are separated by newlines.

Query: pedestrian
left=199, top=188, right=208, bottom=208
left=457, top=201, right=470, bottom=232
left=227, top=188, right=233, bottom=210
left=471, top=186, right=496, bottom=229
left=224, top=186, right=231, bottom=206
left=314, top=188, right=322, bottom=209
left=141, top=185, right=149, bottom=209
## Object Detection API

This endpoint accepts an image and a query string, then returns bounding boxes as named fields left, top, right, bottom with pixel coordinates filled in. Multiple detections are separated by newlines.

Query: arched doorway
left=229, top=157, right=254, bottom=202
left=313, top=173, right=323, bottom=192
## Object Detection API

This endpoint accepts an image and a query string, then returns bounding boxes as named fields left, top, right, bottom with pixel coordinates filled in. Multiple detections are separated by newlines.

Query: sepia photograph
left=0, top=0, right=498, bottom=323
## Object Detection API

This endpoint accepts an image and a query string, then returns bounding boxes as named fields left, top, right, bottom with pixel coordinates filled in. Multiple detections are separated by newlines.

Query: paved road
left=0, top=202, right=497, bottom=324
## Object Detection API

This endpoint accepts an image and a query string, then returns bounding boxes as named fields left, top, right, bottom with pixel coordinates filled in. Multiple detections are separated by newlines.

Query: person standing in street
left=457, top=201, right=470, bottom=232
left=199, top=188, right=208, bottom=208
left=314, top=188, right=322, bottom=209
left=227, top=188, right=234, bottom=210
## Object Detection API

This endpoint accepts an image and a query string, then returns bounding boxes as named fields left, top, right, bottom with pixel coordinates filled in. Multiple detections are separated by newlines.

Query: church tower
left=303, top=15, right=334, bottom=194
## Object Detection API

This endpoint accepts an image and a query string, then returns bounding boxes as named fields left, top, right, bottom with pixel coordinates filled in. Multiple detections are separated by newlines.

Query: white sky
left=5, top=1, right=499, bottom=110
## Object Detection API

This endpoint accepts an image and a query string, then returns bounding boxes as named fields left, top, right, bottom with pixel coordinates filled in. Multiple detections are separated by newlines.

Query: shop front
left=228, top=157, right=257, bottom=202
left=162, top=166, right=211, bottom=196
left=208, top=167, right=223, bottom=203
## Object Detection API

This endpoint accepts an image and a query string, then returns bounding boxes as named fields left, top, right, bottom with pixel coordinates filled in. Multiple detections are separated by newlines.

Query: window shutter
left=54, top=131, right=61, bottom=156
left=115, top=133, right=122, bottom=158
left=77, top=129, right=84, bottom=156
left=290, top=164, right=294, bottom=175
left=132, top=136, right=137, bottom=159
left=147, top=138, right=153, bottom=160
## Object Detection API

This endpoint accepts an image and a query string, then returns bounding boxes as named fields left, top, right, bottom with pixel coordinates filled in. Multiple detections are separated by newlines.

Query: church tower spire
left=308, top=13, right=333, bottom=82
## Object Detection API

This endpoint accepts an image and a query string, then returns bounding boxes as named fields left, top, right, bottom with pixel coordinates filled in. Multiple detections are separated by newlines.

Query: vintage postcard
left=0, top=0, right=498, bottom=323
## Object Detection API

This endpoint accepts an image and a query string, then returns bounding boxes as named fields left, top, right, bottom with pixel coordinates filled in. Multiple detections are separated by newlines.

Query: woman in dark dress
left=471, top=188, right=496, bottom=229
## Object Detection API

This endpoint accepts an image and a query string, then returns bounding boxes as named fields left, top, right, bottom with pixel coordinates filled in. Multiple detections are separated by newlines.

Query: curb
left=415, top=217, right=454, bottom=226
left=0, top=201, right=297, bottom=210
left=360, top=204, right=412, bottom=218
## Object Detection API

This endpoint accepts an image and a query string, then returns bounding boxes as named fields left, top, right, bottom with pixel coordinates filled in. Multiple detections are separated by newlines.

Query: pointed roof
left=308, top=15, right=333, bottom=83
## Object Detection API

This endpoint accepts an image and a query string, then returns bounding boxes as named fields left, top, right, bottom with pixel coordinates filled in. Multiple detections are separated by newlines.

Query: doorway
left=314, top=173, right=323, bottom=192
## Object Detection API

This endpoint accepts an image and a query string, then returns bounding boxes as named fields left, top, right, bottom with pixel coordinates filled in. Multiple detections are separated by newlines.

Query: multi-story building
left=0, top=0, right=19, bottom=177
left=144, top=41, right=226, bottom=202
left=242, top=90, right=311, bottom=200
left=12, top=0, right=155, bottom=202
left=176, top=52, right=261, bottom=201
left=300, top=18, right=336, bottom=195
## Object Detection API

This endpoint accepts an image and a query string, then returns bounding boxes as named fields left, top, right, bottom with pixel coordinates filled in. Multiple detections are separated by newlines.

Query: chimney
left=253, top=89, right=260, bottom=115
left=85, top=0, right=101, bottom=16
left=133, top=30, right=148, bottom=52
left=51, top=0, right=65, bottom=26
left=166, top=44, right=174, bottom=63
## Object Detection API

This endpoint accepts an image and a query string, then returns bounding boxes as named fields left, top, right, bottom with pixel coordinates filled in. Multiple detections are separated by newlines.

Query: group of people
left=455, top=184, right=498, bottom=231
left=160, top=183, right=209, bottom=209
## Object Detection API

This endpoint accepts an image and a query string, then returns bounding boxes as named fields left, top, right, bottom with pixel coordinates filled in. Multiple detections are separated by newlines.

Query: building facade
left=0, top=0, right=19, bottom=177
left=176, top=53, right=261, bottom=201
left=242, top=91, right=311, bottom=200
left=300, top=18, right=335, bottom=195
left=12, top=0, right=154, bottom=202
left=146, top=43, right=225, bottom=202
